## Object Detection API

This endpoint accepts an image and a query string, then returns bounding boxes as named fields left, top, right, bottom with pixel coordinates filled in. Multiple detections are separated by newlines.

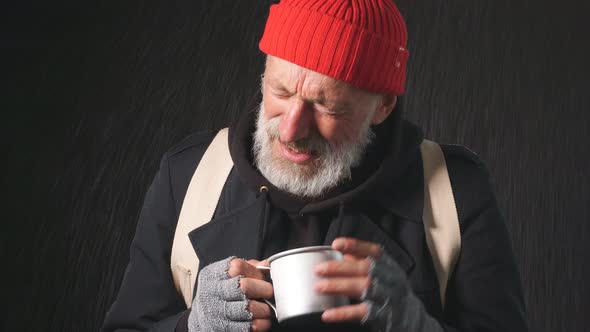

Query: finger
left=247, top=259, right=270, bottom=269
left=248, top=259, right=271, bottom=281
left=251, top=319, right=272, bottom=332
left=321, top=302, right=369, bottom=323
left=224, top=301, right=252, bottom=321
left=246, top=259, right=262, bottom=265
left=216, top=277, right=247, bottom=301
left=315, top=259, right=371, bottom=277
left=314, top=277, right=371, bottom=299
left=228, top=258, right=267, bottom=280
left=247, top=300, right=273, bottom=319
left=343, top=254, right=358, bottom=261
left=239, top=277, right=274, bottom=299
left=332, top=238, right=382, bottom=258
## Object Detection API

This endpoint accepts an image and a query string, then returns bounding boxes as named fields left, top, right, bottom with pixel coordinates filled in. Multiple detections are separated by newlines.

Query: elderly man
left=102, top=0, right=528, bottom=331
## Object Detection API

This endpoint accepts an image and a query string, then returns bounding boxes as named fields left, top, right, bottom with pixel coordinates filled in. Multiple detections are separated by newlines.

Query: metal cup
left=257, top=246, right=350, bottom=323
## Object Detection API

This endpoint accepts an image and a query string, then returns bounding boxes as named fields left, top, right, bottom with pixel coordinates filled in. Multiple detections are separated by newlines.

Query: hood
left=228, top=104, right=424, bottom=217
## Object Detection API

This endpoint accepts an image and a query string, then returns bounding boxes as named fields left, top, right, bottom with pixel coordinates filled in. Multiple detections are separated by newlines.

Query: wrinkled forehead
left=263, top=55, right=360, bottom=99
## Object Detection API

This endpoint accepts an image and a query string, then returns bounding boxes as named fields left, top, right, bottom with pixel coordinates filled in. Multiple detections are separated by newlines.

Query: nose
left=279, top=99, right=314, bottom=143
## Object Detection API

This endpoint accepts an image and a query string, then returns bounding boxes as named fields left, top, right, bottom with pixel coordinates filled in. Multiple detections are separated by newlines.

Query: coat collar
left=374, top=145, right=425, bottom=223
left=188, top=193, right=266, bottom=268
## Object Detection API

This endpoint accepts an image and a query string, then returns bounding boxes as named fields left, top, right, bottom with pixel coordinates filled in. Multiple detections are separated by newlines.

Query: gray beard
left=252, top=103, right=375, bottom=198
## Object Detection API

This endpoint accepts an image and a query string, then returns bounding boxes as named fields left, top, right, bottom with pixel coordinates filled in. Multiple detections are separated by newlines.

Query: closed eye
left=316, top=105, right=345, bottom=118
left=270, top=87, right=293, bottom=99
left=272, top=92, right=292, bottom=99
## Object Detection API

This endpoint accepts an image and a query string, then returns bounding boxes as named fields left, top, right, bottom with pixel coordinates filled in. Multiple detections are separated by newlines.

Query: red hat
left=259, top=0, right=409, bottom=95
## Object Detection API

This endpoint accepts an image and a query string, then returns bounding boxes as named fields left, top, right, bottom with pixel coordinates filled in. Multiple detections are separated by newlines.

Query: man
left=102, top=0, right=528, bottom=331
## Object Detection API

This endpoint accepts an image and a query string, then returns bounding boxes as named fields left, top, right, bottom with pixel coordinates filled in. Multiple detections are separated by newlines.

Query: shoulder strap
left=420, top=139, right=462, bottom=308
left=170, top=128, right=233, bottom=308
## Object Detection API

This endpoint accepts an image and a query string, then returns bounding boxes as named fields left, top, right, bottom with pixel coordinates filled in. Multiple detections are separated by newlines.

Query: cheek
left=313, top=114, right=362, bottom=147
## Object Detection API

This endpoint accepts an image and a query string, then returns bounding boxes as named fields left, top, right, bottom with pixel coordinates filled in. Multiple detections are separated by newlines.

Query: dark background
left=3, top=0, right=588, bottom=331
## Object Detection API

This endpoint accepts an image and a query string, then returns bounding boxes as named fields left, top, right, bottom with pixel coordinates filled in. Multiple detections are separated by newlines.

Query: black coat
left=102, top=113, right=528, bottom=332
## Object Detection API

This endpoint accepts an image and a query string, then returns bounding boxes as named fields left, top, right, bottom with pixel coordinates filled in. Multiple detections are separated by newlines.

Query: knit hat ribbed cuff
left=259, top=3, right=409, bottom=95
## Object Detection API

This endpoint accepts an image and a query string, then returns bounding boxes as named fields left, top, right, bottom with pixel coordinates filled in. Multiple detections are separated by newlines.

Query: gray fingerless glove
left=188, top=256, right=253, bottom=332
left=360, top=252, right=445, bottom=332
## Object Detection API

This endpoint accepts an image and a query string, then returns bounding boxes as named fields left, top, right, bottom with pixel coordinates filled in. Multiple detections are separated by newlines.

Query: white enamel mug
left=257, top=246, right=350, bottom=323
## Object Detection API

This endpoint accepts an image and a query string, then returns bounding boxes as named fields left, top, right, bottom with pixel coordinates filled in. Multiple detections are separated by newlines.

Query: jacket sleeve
left=438, top=145, right=528, bottom=332
left=101, top=152, right=189, bottom=332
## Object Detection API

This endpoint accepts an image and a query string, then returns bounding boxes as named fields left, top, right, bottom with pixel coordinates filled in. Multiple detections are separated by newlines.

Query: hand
left=313, top=237, right=382, bottom=323
left=314, top=238, right=443, bottom=332
left=228, top=258, right=274, bottom=331
left=188, top=256, right=274, bottom=332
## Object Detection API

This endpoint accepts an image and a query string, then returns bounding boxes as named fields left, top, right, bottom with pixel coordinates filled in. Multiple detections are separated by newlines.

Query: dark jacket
left=101, top=109, right=528, bottom=332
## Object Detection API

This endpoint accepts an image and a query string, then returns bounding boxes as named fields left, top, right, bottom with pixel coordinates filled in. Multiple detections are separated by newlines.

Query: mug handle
left=255, top=265, right=277, bottom=318
left=262, top=299, right=278, bottom=318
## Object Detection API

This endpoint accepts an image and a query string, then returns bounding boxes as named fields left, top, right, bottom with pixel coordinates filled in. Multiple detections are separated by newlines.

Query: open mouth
left=279, top=142, right=314, bottom=164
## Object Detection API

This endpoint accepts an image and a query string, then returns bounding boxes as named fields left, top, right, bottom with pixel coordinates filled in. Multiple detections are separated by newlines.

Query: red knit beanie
left=259, top=0, right=409, bottom=95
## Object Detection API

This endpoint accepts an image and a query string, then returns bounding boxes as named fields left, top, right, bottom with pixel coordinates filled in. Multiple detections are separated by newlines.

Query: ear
left=371, top=94, right=397, bottom=125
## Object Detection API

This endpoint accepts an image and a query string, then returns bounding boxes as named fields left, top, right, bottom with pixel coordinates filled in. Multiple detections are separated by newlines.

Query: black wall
left=4, top=1, right=588, bottom=331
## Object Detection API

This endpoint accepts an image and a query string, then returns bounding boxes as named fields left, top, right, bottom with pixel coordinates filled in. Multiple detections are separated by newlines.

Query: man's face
left=253, top=56, right=396, bottom=198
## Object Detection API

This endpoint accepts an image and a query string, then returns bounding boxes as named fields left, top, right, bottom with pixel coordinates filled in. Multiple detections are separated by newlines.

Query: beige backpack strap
left=170, top=128, right=233, bottom=308
left=420, top=139, right=461, bottom=308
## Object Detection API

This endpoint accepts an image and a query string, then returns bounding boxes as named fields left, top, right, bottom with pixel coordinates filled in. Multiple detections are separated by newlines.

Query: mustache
left=278, top=136, right=328, bottom=155
left=265, top=120, right=330, bottom=155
